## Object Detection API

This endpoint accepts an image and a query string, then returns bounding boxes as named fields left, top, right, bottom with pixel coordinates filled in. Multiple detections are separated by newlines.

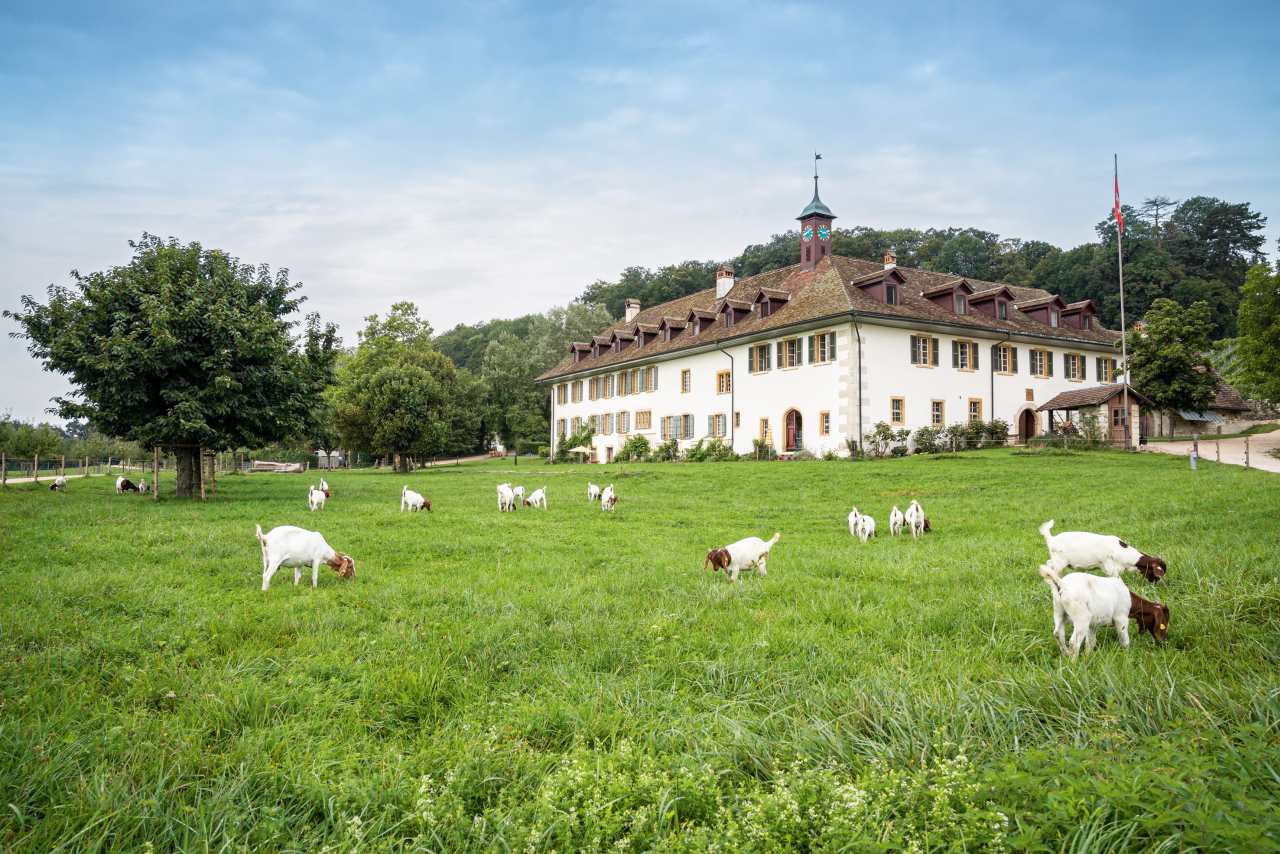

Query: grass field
left=2, top=451, right=1279, bottom=852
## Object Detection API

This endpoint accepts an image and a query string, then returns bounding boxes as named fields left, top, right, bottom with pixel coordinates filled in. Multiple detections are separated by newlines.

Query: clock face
left=817, top=225, right=831, bottom=240
left=802, top=226, right=813, bottom=242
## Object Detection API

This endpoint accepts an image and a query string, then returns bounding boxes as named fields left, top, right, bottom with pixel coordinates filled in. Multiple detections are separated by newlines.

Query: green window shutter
left=971, top=342, right=979, bottom=371
left=808, top=335, right=815, bottom=363
left=931, top=338, right=940, bottom=366
left=777, top=341, right=784, bottom=367
left=1080, top=355, right=1087, bottom=380
left=910, top=336, right=919, bottom=365
left=748, top=348, right=756, bottom=373
left=1047, top=352, right=1054, bottom=376
left=1012, top=347, right=1019, bottom=373
left=829, top=332, right=837, bottom=360
left=1096, top=356, right=1102, bottom=380
left=951, top=339, right=959, bottom=368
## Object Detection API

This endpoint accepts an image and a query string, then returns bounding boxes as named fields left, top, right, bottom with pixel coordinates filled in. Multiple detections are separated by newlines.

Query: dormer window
left=886, top=283, right=899, bottom=305
left=1082, top=315, right=1091, bottom=329
left=954, top=293, right=968, bottom=315
left=997, top=300, right=1007, bottom=320
left=1050, top=310, right=1060, bottom=328
left=760, top=300, right=772, bottom=318
left=723, top=312, right=732, bottom=328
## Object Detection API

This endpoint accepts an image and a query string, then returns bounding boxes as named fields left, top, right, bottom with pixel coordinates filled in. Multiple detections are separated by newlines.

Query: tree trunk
left=174, top=447, right=202, bottom=498
left=395, top=453, right=411, bottom=474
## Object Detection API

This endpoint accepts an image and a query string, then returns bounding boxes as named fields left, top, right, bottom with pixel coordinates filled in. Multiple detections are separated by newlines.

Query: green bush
left=554, top=426, right=595, bottom=463
left=964, top=419, right=986, bottom=447
left=912, top=425, right=941, bottom=454
left=651, top=438, right=679, bottom=462
left=985, top=418, right=1010, bottom=446
left=863, top=421, right=897, bottom=458
left=753, top=438, right=778, bottom=461
left=942, top=423, right=969, bottom=451
left=615, top=434, right=651, bottom=463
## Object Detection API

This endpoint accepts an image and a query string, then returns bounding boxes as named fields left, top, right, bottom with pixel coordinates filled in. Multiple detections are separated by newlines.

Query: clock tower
left=797, top=153, right=835, bottom=271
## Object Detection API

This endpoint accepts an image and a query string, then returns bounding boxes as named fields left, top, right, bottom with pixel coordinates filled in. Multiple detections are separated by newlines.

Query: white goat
left=256, top=524, right=355, bottom=591
left=600, top=484, right=617, bottom=511
left=319, top=478, right=330, bottom=497
left=138, top=478, right=148, bottom=493
left=889, top=505, right=905, bottom=536
left=512, top=485, right=526, bottom=506
left=524, top=486, right=547, bottom=509
left=905, top=500, right=926, bottom=539
left=50, top=475, right=68, bottom=492
left=115, top=476, right=140, bottom=493
left=496, top=483, right=515, bottom=512
left=704, top=532, right=781, bottom=582
left=587, top=482, right=601, bottom=502
left=1039, top=564, right=1169, bottom=658
left=400, top=485, right=430, bottom=512
left=847, top=507, right=876, bottom=542
left=307, top=485, right=326, bottom=511
left=1039, top=520, right=1166, bottom=583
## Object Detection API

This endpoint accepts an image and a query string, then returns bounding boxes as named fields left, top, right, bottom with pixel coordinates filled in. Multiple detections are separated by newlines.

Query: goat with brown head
left=328, top=554, right=356, bottom=580
left=1129, top=592, right=1169, bottom=642
left=1134, top=553, right=1166, bottom=583
left=703, top=548, right=731, bottom=572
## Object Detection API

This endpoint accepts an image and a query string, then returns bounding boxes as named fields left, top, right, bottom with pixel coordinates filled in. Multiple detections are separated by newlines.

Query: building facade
left=538, top=182, right=1126, bottom=462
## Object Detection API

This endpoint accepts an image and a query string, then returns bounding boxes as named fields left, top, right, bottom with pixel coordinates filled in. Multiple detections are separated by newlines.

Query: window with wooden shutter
left=930, top=338, right=940, bottom=366
left=716, top=370, right=731, bottom=394
left=681, top=414, right=693, bottom=439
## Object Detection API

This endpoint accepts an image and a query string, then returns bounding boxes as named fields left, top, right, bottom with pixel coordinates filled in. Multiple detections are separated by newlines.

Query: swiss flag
left=1113, top=166, right=1124, bottom=236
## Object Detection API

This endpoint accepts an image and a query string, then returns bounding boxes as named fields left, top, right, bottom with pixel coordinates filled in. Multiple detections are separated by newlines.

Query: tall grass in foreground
left=1, top=451, right=1278, bottom=851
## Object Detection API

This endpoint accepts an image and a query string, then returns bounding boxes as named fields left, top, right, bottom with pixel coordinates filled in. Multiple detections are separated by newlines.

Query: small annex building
left=1037, top=384, right=1152, bottom=446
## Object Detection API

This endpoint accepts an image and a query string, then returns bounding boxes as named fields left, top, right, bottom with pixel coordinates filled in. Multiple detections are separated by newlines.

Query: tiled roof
left=1212, top=380, right=1250, bottom=411
left=537, top=254, right=1123, bottom=382
left=1038, top=384, right=1152, bottom=411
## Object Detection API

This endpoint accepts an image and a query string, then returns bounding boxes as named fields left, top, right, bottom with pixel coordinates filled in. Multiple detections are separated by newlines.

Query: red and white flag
left=1113, top=157, right=1124, bottom=236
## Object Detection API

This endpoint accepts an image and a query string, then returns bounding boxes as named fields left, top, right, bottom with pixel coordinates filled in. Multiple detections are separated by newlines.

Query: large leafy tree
left=5, top=235, right=339, bottom=496
left=1128, top=298, right=1218, bottom=414
left=332, top=302, right=479, bottom=470
left=1235, top=263, right=1280, bottom=403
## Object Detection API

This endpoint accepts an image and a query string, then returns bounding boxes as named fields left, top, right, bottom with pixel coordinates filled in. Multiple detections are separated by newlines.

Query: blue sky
left=2, top=0, right=1277, bottom=422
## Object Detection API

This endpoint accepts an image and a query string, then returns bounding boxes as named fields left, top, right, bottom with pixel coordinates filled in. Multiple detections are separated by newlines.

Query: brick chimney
left=624, top=298, right=641, bottom=323
left=883, top=249, right=897, bottom=270
left=715, top=265, right=736, bottom=299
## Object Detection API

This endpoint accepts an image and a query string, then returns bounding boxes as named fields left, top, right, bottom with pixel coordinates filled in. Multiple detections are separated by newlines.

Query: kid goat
left=1039, top=520, right=1166, bottom=582
left=600, top=484, right=618, bottom=511
left=400, top=485, right=431, bottom=512
left=704, top=532, right=781, bottom=582
left=256, top=524, right=355, bottom=591
left=307, top=485, right=327, bottom=511
left=1039, top=564, right=1169, bottom=658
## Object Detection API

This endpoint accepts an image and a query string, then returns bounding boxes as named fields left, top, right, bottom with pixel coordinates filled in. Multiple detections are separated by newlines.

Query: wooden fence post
left=153, top=447, right=159, bottom=500
left=1216, top=441, right=1220, bottom=463
left=59, top=455, right=65, bottom=476
left=33, top=453, right=39, bottom=483
left=199, top=448, right=206, bottom=501
left=1, top=452, right=5, bottom=487
left=1245, top=436, right=1250, bottom=469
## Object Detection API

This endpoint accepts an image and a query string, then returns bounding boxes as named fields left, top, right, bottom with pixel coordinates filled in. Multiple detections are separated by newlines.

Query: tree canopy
left=1233, top=262, right=1280, bottom=404
left=331, top=302, right=482, bottom=469
left=1127, top=298, right=1218, bottom=414
left=5, top=234, right=339, bottom=495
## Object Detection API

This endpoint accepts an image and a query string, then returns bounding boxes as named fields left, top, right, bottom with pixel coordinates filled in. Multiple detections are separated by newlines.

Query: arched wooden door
left=1018, top=409, right=1036, bottom=443
left=784, top=409, right=803, bottom=452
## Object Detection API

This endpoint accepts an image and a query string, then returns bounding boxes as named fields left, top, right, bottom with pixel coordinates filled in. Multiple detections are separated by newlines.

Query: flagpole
left=1115, top=153, right=1131, bottom=450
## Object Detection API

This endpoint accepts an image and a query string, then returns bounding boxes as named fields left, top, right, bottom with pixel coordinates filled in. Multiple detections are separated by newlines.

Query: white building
left=539, top=180, right=1127, bottom=462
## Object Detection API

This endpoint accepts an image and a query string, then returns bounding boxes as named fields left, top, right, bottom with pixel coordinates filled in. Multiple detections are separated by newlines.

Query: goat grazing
left=256, top=524, right=355, bottom=591
left=138, top=478, right=148, bottom=493
left=847, top=507, right=876, bottom=542
left=904, top=500, right=926, bottom=539
left=320, top=477, right=331, bottom=498
left=116, top=476, right=140, bottom=494
left=524, top=487, right=548, bottom=509
left=600, top=484, right=618, bottom=511
left=889, top=505, right=904, bottom=536
left=1040, top=564, right=1169, bottom=657
left=704, top=532, right=781, bottom=582
left=512, top=485, right=526, bottom=506
left=50, top=476, right=68, bottom=492
left=307, top=485, right=327, bottom=511
left=401, top=485, right=431, bottom=512
left=497, top=483, right=515, bottom=512
left=587, top=482, right=601, bottom=502
left=1039, top=520, right=1166, bottom=582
